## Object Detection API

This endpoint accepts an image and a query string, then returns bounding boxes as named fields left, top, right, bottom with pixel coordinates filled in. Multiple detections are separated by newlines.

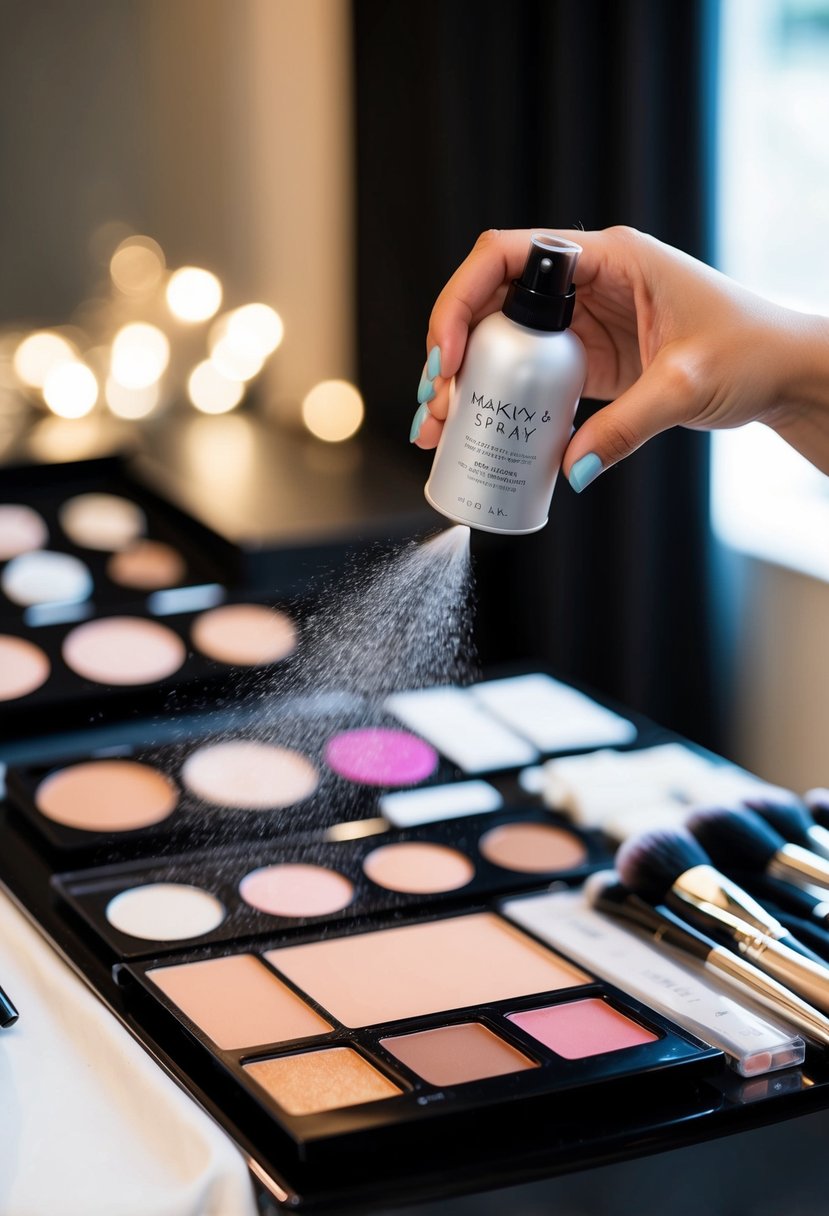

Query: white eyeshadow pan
left=59, top=493, right=146, bottom=550
left=1, top=550, right=93, bottom=606
left=105, top=883, right=225, bottom=941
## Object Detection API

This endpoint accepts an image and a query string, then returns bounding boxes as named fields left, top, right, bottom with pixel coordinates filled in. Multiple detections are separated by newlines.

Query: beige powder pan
left=191, top=603, right=297, bottom=666
left=107, top=540, right=187, bottom=590
left=478, top=822, right=587, bottom=874
left=0, top=634, right=50, bottom=701
left=362, top=842, right=474, bottom=895
left=35, top=759, right=178, bottom=832
left=181, top=740, right=319, bottom=810
left=62, top=616, right=186, bottom=685
left=59, top=493, right=146, bottom=550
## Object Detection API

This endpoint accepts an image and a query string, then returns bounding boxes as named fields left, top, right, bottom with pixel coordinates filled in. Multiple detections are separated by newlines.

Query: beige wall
left=725, top=553, right=829, bottom=794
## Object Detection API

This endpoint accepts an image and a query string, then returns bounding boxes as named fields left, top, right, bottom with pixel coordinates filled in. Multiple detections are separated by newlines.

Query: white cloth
left=0, top=888, right=258, bottom=1216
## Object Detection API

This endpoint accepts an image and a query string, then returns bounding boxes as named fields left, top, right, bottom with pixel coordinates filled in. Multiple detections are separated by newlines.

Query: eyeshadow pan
left=106, top=540, right=186, bottom=590
left=181, top=740, right=319, bottom=809
left=62, top=616, right=186, bottom=684
left=148, top=953, right=331, bottom=1049
left=478, top=822, right=587, bottom=874
left=267, top=912, right=588, bottom=1027
left=1, top=550, right=93, bottom=606
left=0, top=634, right=50, bottom=700
left=239, top=864, right=354, bottom=918
left=59, top=492, right=146, bottom=550
left=35, top=759, right=178, bottom=832
left=191, top=603, right=297, bottom=666
left=244, top=1047, right=401, bottom=1116
left=106, top=882, right=225, bottom=941
left=325, top=727, right=438, bottom=787
left=362, top=841, right=474, bottom=894
left=0, top=504, right=48, bottom=560
left=380, top=1022, right=537, bottom=1086
left=508, top=998, right=658, bottom=1060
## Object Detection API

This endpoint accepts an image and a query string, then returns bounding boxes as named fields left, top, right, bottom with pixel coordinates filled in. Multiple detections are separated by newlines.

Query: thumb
left=563, top=355, right=699, bottom=492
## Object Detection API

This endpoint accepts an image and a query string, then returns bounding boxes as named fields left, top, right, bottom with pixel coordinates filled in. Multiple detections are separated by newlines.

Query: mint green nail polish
left=410, top=402, right=430, bottom=443
left=417, top=374, right=436, bottom=405
left=568, top=452, right=603, bottom=493
left=426, top=345, right=442, bottom=379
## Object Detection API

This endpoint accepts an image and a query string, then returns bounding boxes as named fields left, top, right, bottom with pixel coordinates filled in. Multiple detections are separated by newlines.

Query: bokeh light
left=110, top=236, right=166, bottom=296
left=43, top=362, right=98, bottom=419
left=110, top=323, right=170, bottom=389
left=301, top=379, right=364, bottom=442
left=105, top=377, right=160, bottom=420
left=13, top=332, right=77, bottom=388
left=187, top=361, right=245, bottom=414
left=166, top=267, right=223, bottom=322
left=208, top=303, right=283, bottom=380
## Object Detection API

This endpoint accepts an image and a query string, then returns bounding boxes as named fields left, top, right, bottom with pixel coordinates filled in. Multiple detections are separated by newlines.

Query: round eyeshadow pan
left=0, top=504, right=49, bottom=560
left=0, top=634, right=50, bottom=701
left=191, top=603, right=297, bottom=666
left=35, top=759, right=179, bottom=832
left=239, top=863, right=354, bottom=918
left=59, top=493, right=146, bottom=550
left=181, top=740, right=319, bottom=809
left=478, top=821, right=587, bottom=874
left=324, top=727, right=438, bottom=787
left=362, top=841, right=475, bottom=894
left=62, top=616, right=186, bottom=685
left=106, top=540, right=186, bottom=590
left=1, top=550, right=93, bottom=606
left=105, top=883, right=225, bottom=941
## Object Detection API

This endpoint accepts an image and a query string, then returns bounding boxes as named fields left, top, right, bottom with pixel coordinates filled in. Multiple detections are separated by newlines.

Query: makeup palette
left=52, top=805, right=602, bottom=959
left=0, top=458, right=306, bottom=737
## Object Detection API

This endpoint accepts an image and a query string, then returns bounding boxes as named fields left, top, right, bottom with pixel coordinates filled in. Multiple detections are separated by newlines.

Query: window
left=712, top=0, right=829, bottom=580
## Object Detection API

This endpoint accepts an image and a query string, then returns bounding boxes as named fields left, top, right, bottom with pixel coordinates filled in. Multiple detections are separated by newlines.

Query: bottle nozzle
left=503, top=234, right=582, bottom=332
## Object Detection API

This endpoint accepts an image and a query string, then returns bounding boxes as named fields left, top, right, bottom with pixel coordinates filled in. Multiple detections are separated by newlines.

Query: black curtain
left=352, top=0, right=721, bottom=750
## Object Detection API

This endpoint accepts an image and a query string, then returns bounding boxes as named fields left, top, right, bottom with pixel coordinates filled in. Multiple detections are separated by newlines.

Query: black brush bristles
left=687, top=805, right=784, bottom=874
left=743, top=798, right=814, bottom=849
left=806, top=789, right=829, bottom=830
left=615, top=829, right=710, bottom=902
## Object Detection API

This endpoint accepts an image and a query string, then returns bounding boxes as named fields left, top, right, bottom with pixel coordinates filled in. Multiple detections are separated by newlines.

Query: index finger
left=426, top=228, right=605, bottom=379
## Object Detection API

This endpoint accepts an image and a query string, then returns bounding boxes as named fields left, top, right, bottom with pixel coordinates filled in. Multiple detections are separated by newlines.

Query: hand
left=411, top=226, right=829, bottom=483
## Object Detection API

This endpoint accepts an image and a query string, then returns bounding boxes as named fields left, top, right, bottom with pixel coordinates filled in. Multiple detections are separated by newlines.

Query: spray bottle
left=425, top=234, right=587, bottom=534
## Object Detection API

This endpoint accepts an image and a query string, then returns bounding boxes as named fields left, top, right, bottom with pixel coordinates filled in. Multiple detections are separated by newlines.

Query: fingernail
left=409, top=402, right=430, bottom=443
left=426, top=345, right=442, bottom=379
left=417, top=373, right=436, bottom=404
left=568, top=452, right=603, bottom=493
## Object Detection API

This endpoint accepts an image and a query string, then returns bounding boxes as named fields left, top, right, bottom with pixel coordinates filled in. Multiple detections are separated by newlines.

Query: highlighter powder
left=508, top=998, right=658, bottom=1059
left=380, top=1022, right=537, bottom=1086
left=181, top=740, right=319, bottom=809
left=191, top=603, right=297, bottom=666
left=59, top=493, right=146, bottom=550
left=62, top=616, right=186, bottom=684
left=244, top=1047, right=401, bottom=1116
left=362, top=841, right=474, bottom=895
left=0, top=634, right=50, bottom=700
left=105, top=882, right=225, bottom=941
left=239, top=864, right=354, bottom=918
left=35, top=759, right=178, bottom=832
left=267, top=912, right=588, bottom=1027
left=148, top=953, right=331, bottom=1049
left=0, top=504, right=49, bottom=560
left=325, top=727, right=438, bottom=787
left=1, top=550, right=93, bottom=606
left=107, top=540, right=186, bottom=590
left=479, top=822, right=587, bottom=874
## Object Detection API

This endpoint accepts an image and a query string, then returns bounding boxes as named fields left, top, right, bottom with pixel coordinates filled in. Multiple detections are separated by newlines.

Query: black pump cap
left=502, top=233, right=582, bottom=332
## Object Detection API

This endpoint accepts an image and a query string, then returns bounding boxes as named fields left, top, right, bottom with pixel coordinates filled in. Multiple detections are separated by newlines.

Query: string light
left=110, top=236, right=166, bottom=296
left=188, top=361, right=244, bottom=414
left=110, top=323, right=170, bottom=389
left=105, top=378, right=160, bottom=420
left=43, top=363, right=98, bottom=419
left=301, top=380, right=364, bottom=442
left=13, top=332, right=77, bottom=389
left=166, top=267, right=223, bottom=322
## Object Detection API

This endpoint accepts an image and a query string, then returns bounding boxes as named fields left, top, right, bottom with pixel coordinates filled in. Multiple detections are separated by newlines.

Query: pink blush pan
left=324, top=728, right=438, bottom=787
left=508, top=998, right=658, bottom=1060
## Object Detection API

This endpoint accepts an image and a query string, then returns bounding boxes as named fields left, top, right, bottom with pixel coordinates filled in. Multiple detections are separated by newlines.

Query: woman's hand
left=411, top=226, right=829, bottom=483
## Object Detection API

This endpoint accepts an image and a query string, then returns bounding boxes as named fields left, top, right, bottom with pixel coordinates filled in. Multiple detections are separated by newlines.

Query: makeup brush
left=733, top=870, right=829, bottom=931
left=584, top=871, right=829, bottom=1048
left=804, top=788, right=829, bottom=832
left=688, top=805, right=829, bottom=897
left=743, top=796, right=829, bottom=862
left=0, top=984, right=18, bottom=1028
left=616, top=828, right=829, bottom=1013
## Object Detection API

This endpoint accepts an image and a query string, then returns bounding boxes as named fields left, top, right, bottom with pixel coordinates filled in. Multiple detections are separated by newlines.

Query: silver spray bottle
left=425, top=234, right=587, bottom=534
